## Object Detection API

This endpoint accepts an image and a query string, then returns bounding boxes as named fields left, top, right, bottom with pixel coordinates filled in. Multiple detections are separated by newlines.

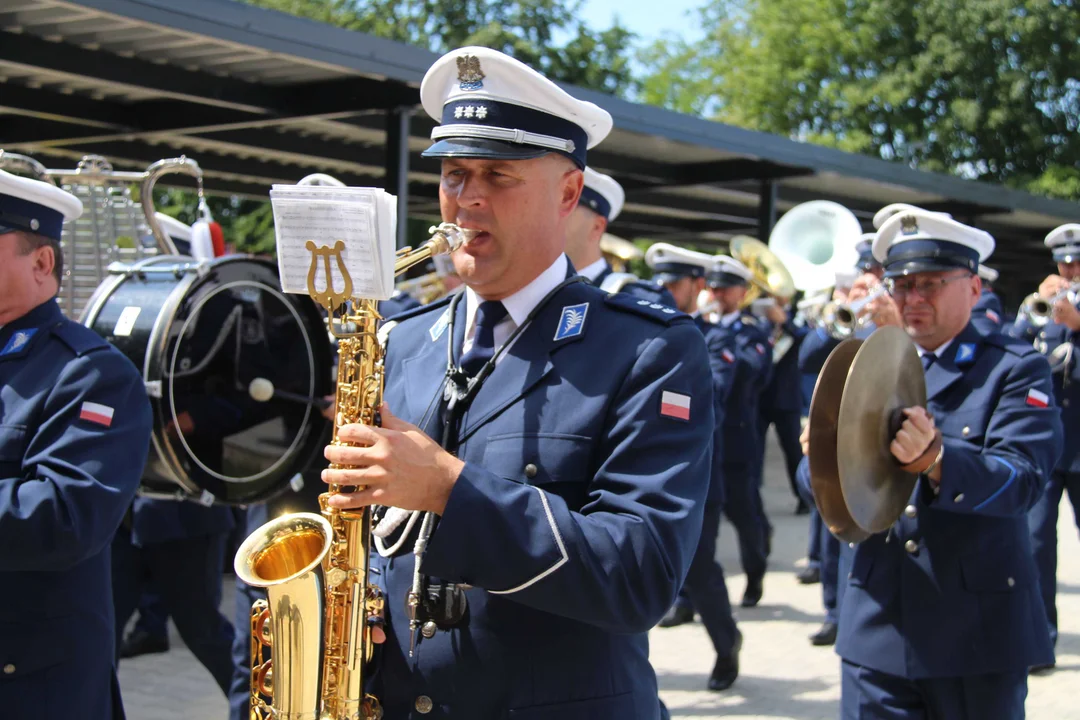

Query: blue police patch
left=553, top=303, right=589, bottom=341
left=429, top=308, right=451, bottom=342
left=955, top=342, right=977, bottom=365
left=0, top=328, right=37, bottom=356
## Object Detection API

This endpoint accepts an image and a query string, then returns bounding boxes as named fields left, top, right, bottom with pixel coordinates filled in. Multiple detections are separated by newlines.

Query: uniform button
left=2, top=664, right=14, bottom=675
left=848, top=542, right=855, bottom=549
left=524, top=463, right=538, bottom=479
left=415, top=695, right=434, bottom=714
left=1063, top=399, right=1070, bottom=408
left=962, top=426, right=970, bottom=437
left=421, top=621, right=438, bottom=639
left=1007, top=577, right=1016, bottom=588
left=904, top=505, right=917, bottom=518
left=847, top=572, right=852, bottom=579
left=904, top=540, right=919, bottom=554
left=954, top=493, right=965, bottom=503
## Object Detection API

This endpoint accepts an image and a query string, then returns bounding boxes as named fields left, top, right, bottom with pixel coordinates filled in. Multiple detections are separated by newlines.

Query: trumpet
left=823, top=285, right=887, bottom=339
left=1019, top=281, right=1080, bottom=328
left=396, top=271, right=449, bottom=305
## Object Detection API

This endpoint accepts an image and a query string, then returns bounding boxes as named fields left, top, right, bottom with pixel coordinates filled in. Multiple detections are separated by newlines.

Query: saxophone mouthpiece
left=428, top=223, right=479, bottom=254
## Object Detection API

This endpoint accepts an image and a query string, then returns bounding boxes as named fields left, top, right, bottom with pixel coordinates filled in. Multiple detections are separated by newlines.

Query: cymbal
left=836, top=326, right=927, bottom=534
left=807, top=338, right=869, bottom=543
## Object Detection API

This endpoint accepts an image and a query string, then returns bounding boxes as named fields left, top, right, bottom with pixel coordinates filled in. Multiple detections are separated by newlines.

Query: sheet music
left=269, top=185, right=397, bottom=301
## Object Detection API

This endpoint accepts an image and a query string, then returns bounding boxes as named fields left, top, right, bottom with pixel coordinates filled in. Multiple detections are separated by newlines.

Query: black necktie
left=921, top=353, right=936, bottom=372
left=460, top=300, right=508, bottom=377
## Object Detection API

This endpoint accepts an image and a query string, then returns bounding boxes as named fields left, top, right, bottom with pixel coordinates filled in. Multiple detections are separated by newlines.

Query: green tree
left=638, top=0, right=1080, bottom=198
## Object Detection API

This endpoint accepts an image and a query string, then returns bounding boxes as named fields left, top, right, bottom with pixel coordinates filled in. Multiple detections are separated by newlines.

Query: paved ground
left=118, top=433, right=1080, bottom=719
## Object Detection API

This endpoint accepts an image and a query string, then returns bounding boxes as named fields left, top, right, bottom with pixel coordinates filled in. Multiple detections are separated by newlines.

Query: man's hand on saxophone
left=320, top=403, right=465, bottom=515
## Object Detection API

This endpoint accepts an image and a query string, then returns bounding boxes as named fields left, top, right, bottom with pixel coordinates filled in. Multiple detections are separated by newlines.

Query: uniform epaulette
left=50, top=319, right=109, bottom=356
left=740, top=313, right=758, bottom=326
left=604, top=292, right=688, bottom=325
left=383, top=293, right=453, bottom=324
left=983, top=331, right=1038, bottom=357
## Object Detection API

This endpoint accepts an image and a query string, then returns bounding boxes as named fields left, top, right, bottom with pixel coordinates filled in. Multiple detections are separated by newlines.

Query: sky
left=577, top=0, right=705, bottom=43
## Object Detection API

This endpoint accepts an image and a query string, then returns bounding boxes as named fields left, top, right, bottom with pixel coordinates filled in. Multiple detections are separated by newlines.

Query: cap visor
left=707, top=278, right=745, bottom=289
left=883, top=260, right=973, bottom=278
left=422, top=138, right=551, bottom=162
left=654, top=272, right=686, bottom=285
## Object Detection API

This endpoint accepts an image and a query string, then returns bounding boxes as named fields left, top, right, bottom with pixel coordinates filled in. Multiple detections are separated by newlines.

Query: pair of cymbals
left=807, top=326, right=927, bottom=542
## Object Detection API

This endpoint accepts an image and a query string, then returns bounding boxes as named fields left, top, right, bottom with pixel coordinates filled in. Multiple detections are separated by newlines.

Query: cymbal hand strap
left=897, top=429, right=943, bottom=476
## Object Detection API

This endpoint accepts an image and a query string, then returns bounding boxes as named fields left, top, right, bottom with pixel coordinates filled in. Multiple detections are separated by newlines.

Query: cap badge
left=1066, top=229, right=1075, bottom=240
left=456, top=54, right=485, bottom=90
left=900, top=215, right=919, bottom=236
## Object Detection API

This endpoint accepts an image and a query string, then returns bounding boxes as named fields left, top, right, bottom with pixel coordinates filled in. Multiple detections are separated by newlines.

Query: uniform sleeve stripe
left=489, top=487, right=568, bottom=595
left=974, top=456, right=1018, bottom=511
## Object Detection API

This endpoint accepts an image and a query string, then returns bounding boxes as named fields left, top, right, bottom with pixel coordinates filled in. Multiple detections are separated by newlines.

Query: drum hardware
left=1019, top=280, right=1080, bottom=329
left=248, top=377, right=333, bottom=411
left=807, top=326, right=927, bottom=540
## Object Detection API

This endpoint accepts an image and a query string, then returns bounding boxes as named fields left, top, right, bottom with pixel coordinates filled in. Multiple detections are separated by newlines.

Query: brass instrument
left=396, top=271, right=449, bottom=304
left=1019, top=281, right=1080, bottom=329
left=767, top=200, right=863, bottom=293
left=730, top=235, right=795, bottom=309
left=600, top=233, right=643, bottom=272
left=821, top=285, right=887, bottom=339
left=233, top=222, right=475, bottom=720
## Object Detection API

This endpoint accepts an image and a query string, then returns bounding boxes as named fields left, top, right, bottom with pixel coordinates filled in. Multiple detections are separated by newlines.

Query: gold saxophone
left=233, top=223, right=475, bottom=720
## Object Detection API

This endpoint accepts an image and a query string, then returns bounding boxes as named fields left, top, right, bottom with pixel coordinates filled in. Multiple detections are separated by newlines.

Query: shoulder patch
left=604, top=292, right=688, bottom=325
left=52, top=320, right=109, bottom=356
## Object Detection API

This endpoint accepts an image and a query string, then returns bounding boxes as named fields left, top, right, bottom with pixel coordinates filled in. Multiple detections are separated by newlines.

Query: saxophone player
left=320, top=47, right=714, bottom=719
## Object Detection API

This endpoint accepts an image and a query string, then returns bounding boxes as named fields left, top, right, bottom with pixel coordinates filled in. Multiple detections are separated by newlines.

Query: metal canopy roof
left=2, top=0, right=1077, bottom=302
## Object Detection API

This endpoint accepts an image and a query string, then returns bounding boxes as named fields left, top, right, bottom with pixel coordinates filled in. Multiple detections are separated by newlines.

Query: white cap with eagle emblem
left=420, top=46, right=613, bottom=169
left=873, top=209, right=994, bottom=278
left=1045, top=223, right=1080, bottom=263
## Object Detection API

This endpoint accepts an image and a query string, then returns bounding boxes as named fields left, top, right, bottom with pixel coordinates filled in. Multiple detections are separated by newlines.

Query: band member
left=1012, top=222, right=1080, bottom=661
left=565, top=167, right=676, bottom=305
left=646, top=245, right=742, bottom=689
left=830, top=208, right=1062, bottom=719
left=705, top=256, right=772, bottom=607
left=321, top=47, right=714, bottom=719
left=972, top=265, right=1005, bottom=334
left=757, top=294, right=809, bottom=512
left=0, top=169, right=153, bottom=719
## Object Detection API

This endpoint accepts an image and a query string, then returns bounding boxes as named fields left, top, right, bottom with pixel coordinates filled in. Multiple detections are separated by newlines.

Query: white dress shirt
left=461, top=254, right=568, bottom=361
left=916, top=337, right=955, bottom=361
left=578, top=258, right=608, bottom=283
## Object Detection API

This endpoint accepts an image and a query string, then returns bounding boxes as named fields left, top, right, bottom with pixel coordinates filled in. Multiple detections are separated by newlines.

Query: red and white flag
left=660, top=391, right=691, bottom=421
left=1026, top=389, right=1049, bottom=408
left=79, top=402, right=115, bottom=427
left=986, top=309, right=1000, bottom=324
left=721, top=349, right=735, bottom=364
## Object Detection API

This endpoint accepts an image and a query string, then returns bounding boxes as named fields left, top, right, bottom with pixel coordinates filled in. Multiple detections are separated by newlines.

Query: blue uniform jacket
left=129, top=496, right=236, bottom=546
left=835, top=323, right=1063, bottom=678
left=371, top=278, right=714, bottom=720
left=1027, top=320, right=1080, bottom=473
left=797, top=323, right=876, bottom=377
left=713, top=313, right=771, bottom=466
left=761, top=314, right=809, bottom=412
left=0, top=299, right=152, bottom=719
left=971, top=289, right=1004, bottom=335
left=696, top=315, right=735, bottom=506
left=593, top=264, right=678, bottom=307
left=378, top=289, right=423, bottom=319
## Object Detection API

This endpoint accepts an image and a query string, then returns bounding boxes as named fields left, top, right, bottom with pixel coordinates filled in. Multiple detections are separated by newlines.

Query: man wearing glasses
left=830, top=209, right=1062, bottom=719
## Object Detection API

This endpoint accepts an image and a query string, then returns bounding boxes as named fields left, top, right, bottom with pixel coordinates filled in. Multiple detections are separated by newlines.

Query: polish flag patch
left=755, top=343, right=766, bottom=355
left=660, top=391, right=691, bottom=421
left=986, top=309, right=1000, bottom=324
left=79, top=402, right=115, bottom=427
left=721, top=349, right=735, bottom=364
left=1026, top=389, right=1050, bottom=408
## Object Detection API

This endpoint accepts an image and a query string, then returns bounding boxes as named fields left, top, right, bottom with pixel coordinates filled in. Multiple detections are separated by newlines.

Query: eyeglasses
left=884, top=272, right=971, bottom=301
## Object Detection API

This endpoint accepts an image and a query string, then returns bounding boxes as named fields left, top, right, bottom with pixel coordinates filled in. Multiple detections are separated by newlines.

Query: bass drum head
left=86, top=256, right=333, bottom=505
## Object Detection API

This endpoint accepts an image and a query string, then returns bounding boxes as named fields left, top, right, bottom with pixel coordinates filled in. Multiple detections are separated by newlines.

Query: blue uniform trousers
left=722, top=461, right=768, bottom=581
left=841, top=660, right=1027, bottom=720
left=1028, top=469, right=1080, bottom=646
left=807, top=507, right=822, bottom=570
left=758, top=406, right=804, bottom=499
left=111, top=526, right=235, bottom=695
left=681, top=502, right=738, bottom=655
left=131, top=590, right=168, bottom=639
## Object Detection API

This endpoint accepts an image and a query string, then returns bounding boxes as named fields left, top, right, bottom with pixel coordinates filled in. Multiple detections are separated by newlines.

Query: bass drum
left=81, top=255, right=333, bottom=505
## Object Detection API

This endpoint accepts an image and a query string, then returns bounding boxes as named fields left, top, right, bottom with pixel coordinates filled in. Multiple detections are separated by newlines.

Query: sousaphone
left=807, top=325, right=927, bottom=540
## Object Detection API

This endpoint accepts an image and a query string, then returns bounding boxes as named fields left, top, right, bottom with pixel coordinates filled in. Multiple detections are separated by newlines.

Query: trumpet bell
left=600, top=233, right=643, bottom=272
left=730, top=235, right=796, bottom=304
left=769, top=200, right=863, bottom=292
